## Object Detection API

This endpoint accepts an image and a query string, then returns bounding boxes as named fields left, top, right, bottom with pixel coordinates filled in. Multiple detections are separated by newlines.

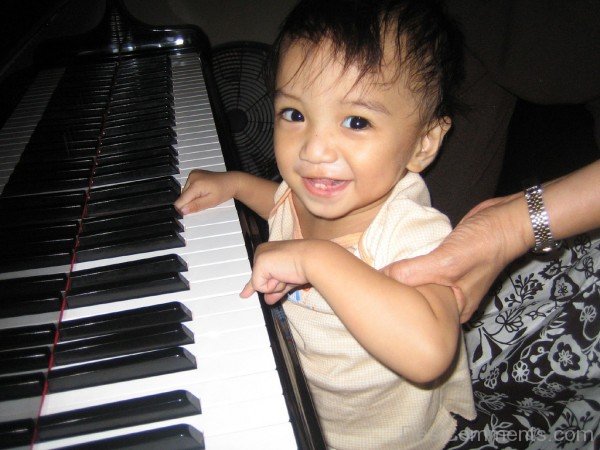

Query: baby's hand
left=240, top=240, right=310, bottom=304
left=175, top=169, right=238, bottom=215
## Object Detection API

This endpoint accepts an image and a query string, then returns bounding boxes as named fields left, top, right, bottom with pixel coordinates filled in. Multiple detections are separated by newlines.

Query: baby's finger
left=263, top=291, right=286, bottom=305
left=174, top=187, right=197, bottom=210
left=239, top=280, right=256, bottom=298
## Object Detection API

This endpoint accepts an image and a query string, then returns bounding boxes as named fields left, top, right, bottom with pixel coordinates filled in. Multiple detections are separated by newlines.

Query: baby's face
left=273, top=39, right=435, bottom=224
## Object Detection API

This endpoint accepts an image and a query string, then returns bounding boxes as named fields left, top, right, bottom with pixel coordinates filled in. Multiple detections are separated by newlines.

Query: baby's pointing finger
left=239, top=280, right=256, bottom=298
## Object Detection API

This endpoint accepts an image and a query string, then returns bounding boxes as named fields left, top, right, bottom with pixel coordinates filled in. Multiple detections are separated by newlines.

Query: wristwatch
left=524, top=185, right=560, bottom=253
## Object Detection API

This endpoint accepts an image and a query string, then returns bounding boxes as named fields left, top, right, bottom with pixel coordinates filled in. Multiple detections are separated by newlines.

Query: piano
left=0, top=1, right=325, bottom=449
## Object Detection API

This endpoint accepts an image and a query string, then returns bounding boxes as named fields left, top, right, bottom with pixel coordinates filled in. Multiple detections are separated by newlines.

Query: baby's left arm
left=240, top=239, right=460, bottom=384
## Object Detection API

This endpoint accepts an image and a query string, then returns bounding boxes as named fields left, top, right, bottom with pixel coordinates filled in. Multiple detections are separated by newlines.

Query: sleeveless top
left=268, top=172, right=476, bottom=449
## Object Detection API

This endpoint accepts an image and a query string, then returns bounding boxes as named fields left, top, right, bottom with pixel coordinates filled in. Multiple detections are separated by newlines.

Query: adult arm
left=384, top=160, right=600, bottom=323
left=175, top=169, right=278, bottom=220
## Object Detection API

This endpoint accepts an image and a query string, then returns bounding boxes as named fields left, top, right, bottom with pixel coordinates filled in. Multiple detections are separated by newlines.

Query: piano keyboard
left=0, top=52, right=299, bottom=449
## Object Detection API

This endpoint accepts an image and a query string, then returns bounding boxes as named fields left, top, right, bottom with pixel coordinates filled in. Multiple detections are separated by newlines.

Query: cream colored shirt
left=268, top=172, right=476, bottom=450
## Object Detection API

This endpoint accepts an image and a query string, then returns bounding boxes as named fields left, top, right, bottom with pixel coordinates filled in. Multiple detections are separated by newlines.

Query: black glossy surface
left=58, top=423, right=205, bottom=450
left=38, top=390, right=201, bottom=441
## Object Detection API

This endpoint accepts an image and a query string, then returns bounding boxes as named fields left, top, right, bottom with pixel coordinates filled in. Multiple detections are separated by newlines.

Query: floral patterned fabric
left=448, top=231, right=600, bottom=449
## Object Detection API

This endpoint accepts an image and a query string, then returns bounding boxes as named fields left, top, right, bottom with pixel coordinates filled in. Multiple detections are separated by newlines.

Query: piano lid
left=0, top=0, right=211, bottom=131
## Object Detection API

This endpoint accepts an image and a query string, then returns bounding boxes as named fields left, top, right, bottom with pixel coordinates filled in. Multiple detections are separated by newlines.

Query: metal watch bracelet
left=524, top=185, right=560, bottom=253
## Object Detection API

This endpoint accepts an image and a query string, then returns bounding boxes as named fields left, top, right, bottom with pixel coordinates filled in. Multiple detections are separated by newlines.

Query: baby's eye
left=342, top=116, right=370, bottom=130
left=280, top=108, right=304, bottom=122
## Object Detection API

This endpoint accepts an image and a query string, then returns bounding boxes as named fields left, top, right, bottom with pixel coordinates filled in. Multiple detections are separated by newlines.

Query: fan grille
left=211, top=41, right=279, bottom=180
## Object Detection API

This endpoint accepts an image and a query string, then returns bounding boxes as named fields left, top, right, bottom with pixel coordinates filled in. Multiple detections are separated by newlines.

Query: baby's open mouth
left=309, top=178, right=346, bottom=190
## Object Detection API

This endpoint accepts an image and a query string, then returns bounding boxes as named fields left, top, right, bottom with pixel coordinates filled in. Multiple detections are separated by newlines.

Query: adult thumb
left=382, top=253, right=440, bottom=287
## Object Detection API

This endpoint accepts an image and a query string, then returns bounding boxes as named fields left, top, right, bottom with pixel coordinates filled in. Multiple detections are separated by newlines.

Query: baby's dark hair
left=266, top=0, right=463, bottom=124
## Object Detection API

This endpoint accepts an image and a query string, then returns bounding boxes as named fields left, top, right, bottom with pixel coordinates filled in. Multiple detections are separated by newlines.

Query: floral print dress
left=448, top=231, right=599, bottom=450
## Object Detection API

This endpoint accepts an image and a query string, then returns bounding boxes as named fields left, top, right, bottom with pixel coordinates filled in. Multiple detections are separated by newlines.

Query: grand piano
left=0, top=1, right=325, bottom=448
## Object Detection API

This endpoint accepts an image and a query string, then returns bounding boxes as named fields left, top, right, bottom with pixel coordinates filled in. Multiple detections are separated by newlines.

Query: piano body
left=0, top=1, right=325, bottom=448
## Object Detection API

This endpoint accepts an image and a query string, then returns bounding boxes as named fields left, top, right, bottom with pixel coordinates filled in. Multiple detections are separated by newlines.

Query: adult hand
left=383, top=193, right=530, bottom=323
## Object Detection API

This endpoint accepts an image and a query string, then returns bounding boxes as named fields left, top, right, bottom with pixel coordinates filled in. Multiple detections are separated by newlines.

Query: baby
left=176, top=0, right=475, bottom=448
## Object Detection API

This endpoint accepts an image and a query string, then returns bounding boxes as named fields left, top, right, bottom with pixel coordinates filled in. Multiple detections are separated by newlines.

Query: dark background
left=0, top=0, right=597, bottom=200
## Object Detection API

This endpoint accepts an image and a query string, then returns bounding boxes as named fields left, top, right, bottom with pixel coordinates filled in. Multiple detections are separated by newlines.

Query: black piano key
left=106, top=99, right=176, bottom=117
left=90, top=154, right=179, bottom=187
left=0, top=302, right=191, bottom=353
left=0, top=346, right=51, bottom=374
left=97, top=145, right=178, bottom=165
left=54, top=322, right=194, bottom=365
left=0, top=216, right=182, bottom=271
left=0, top=292, right=63, bottom=319
left=99, top=126, right=175, bottom=147
left=11, top=158, right=95, bottom=174
left=0, top=247, right=73, bottom=273
left=66, top=254, right=189, bottom=308
left=37, top=390, right=201, bottom=442
left=117, top=62, right=170, bottom=75
left=0, top=273, right=66, bottom=299
left=68, top=270, right=188, bottom=308
left=107, top=93, right=174, bottom=111
left=0, top=177, right=179, bottom=227
left=101, top=94, right=174, bottom=116
left=82, top=205, right=181, bottom=234
left=107, top=107, right=174, bottom=127
left=28, top=126, right=102, bottom=144
left=10, top=158, right=94, bottom=177
left=0, top=191, right=85, bottom=225
left=59, top=301, right=192, bottom=341
left=21, top=124, right=175, bottom=157
left=29, top=113, right=174, bottom=146
left=79, top=217, right=182, bottom=246
left=70, top=253, right=186, bottom=286
left=0, top=322, right=193, bottom=373
left=0, top=323, right=56, bottom=351
left=110, top=84, right=172, bottom=103
left=3, top=170, right=92, bottom=194
left=106, top=104, right=174, bottom=125
left=98, top=132, right=176, bottom=154
left=74, top=229, right=185, bottom=264
left=0, top=372, right=45, bottom=401
left=117, top=67, right=171, bottom=81
left=40, top=104, right=105, bottom=120
left=5, top=150, right=177, bottom=196
left=48, top=347, right=196, bottom=393
left=52, top=85, right=111, bottom=97
left=56, top=424, right=205, bottom=450
left=0, top=418, right=35, bottom=449
left=0, top=274, right=66, bottom=318
left=0, top=254, right=187, bottom=315
left=17, top=146, right=178, bottom=170
left=87, top=177, right=181, bottom=215
left=0, top=222, right=78, bottom=263
left=101, top=117, right=175, bottom=138
left=34, top=104, right=174, bottom=132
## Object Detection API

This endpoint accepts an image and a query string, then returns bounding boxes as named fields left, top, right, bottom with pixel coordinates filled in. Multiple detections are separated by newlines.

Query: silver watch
left=524, top=185, right=560, bottom=253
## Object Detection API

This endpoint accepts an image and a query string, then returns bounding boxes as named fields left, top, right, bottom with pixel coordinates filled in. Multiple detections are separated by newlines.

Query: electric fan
left=210, top=41, right=280, bottom=180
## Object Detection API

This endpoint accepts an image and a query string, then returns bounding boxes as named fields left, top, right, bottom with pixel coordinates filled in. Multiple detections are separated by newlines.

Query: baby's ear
left=406, top=117, right=451, bottom=173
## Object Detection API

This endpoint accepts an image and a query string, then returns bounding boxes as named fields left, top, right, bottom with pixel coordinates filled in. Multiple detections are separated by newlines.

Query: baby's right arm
left=174, top=169, right=278, bottom=219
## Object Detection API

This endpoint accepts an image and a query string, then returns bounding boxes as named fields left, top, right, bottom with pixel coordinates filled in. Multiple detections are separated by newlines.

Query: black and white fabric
left=449, top=231, right=600, bottom=449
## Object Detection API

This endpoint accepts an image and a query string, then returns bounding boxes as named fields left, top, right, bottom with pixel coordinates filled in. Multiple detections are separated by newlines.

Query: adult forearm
left=499, top=159, right=600, bottom=261
left=542, top=160, right=600, bottom=241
